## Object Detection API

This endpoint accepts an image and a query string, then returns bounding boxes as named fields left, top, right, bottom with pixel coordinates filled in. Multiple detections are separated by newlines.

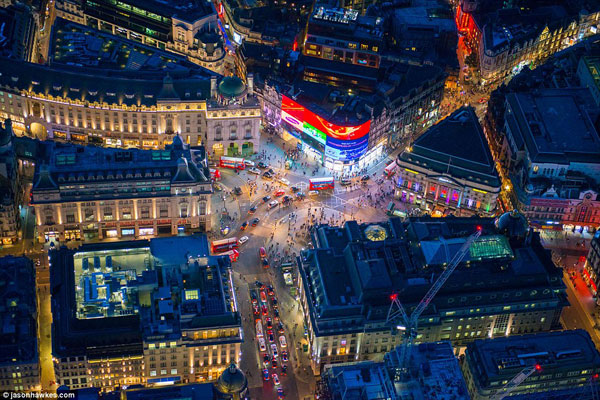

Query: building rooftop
left=299, top=217, right=566, bottom=337
left=385, top=342, right=469, bottom=400
left=398, top=107, right=501, bottom=188
left=505, top=88, right=600, bottom=164
left=31, top=137, right=211, bottom=203
left=308, top=5, right=384, bottom=43
left=50, top=235, right=240, bottom=358
left=465, top=330, right=600, bottom=390
left=122, top=383, right=216, bottom=399
left=0, top=58, right=216, bottom=107
left=50, top=19, right=199, bottom=72
left=581, top=56, right=600, bottom=92
left=322, top=361, right=396, bottom=400
left=0, top=256, right=37, bottom=366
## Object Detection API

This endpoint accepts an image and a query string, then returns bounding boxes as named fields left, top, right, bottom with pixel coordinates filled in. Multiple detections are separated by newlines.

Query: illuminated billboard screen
left=281, top=95, right=371, bottom=161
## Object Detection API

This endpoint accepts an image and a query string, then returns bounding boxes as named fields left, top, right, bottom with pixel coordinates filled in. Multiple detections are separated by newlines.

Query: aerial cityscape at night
left=0, top=0, right=599, bottom=397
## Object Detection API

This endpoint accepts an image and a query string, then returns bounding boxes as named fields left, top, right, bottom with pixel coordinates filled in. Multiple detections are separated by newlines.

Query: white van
left=244, top=160, right=255, bottom=167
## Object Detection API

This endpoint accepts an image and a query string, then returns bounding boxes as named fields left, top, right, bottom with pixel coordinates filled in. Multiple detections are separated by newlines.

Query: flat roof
left=506, top=88, right=600, bottom=164
left=467, top=330, right=600, bottom=382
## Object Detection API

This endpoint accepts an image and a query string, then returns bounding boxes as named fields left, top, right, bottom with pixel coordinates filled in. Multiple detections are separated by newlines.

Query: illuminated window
left=348, top=43, right=357, bottom=49
left=372, top=46, right=378, bottom=52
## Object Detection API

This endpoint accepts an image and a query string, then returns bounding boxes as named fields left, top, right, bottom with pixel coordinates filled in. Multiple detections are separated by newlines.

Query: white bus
left=256, top=319, right=264, bottom=338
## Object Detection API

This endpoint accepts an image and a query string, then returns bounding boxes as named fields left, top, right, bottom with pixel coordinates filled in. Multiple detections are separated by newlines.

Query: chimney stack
left=211, top=76, right=217, bottom=99
left=247, top=73, right=254, bottom=95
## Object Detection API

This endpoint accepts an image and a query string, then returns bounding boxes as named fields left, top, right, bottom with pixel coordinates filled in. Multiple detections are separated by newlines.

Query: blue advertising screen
left=324, top=134, right=369, bottom=161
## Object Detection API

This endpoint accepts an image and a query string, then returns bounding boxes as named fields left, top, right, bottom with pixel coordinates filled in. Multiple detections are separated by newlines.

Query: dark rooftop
left=399, top=107, right=501, bottom=187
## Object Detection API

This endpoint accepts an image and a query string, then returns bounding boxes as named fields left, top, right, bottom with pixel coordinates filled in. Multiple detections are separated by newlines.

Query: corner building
left=49, top=235, right=242, bottom=391
left=297, top=214, right=567, bottom=374
left=0, top=58, right=261, bottom=155
left=31, top=136, right=212, bottom=243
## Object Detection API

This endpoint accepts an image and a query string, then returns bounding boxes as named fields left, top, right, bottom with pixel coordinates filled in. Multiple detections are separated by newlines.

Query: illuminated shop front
left=280, top=95, right=376, bottom=173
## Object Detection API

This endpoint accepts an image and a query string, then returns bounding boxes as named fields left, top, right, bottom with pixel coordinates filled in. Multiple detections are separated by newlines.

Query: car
left=263, top=368, right=269, bottom=381
left=282, top=195, right=292, bottom=203
left=238, top=236, right=249, bottom=245
left=262, top=258, right=270, bottom=269
left=255, top=280, right=264, bottom=288
left=281, top=351, right=288, bottom=362
left=260, top=291, right=268, bottom=304
left=273, top=309, right=280, bottom=320
left=278, top=322, right=284, bottom=334
left=248, top=167, right=261, bottom=175
left=272, top=359, right=278, bottom=369
left=213, top=182, right=223, bottom=191
left=262, top=172, right=273, bottom=180
left=259, top=247, right=267, bottom=259
left=244, top=160, right=255, bottom=167
left=268, top=168, right=275, bottom=175
left=278, top=177, right=290, bottom=186
left=258, top=161, right=269, bottom=169
left=273, top=374, right=280, bottom=386
left=340, top=178, right=352, bottom=186
left=271, top=344, right=278, bottom=358
left=376, top=178, right=384, bottom=185
left=262, top=195, right=271, bottom=203
left=251, top=218, right=260, bottom=226
left=267, top=285, right=274, bottom=296
left=263, top=354, right=270, bottom=367
left=268, top=334, right=275, bottom=343
left=281, top=365, right=287, bottom=376
left=240, top=221, right=248, bottom=230
left=253, top=304, right=260, bottom=315
left=296, top=192, right=305, bottom=199
left=266, top=317, right=273, bottom=329
left=250, top=291, right=258, bottom=304
left=361, top=175, right=371, bottom=182
left=248, top=206, right=258, bottom=215
left=268, top=200, right=279, bottom=209
left=261, top=305, right=268, bottom=316
left=308, top=190, right=319, bottom=196
left=277, top=387, right=285, bottom=399
left=259, top=338, right=267, bottom=352
left=272, top=298, right=278, bottom=309
left=267, top=328, right=273, bottom=335
left=279, top=336, right=287, bottom=348
left=233, top=186, right=243, bottom=195
left=291, top=186, right=300, bottom=192
left=274, top=189, right=285, bottom=197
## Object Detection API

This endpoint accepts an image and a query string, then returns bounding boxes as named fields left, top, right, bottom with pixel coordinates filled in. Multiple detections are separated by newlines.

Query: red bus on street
left=220, top=156, right=246, bottom=170
left=211, top=237, right=238, bottom=253
left=309, top=177, right=335, bottom=191
left=222, top=249, right=239, bottom=262
left=210, top=168, right=221, bottom=181
left=384, top=161, right=398, bottom=178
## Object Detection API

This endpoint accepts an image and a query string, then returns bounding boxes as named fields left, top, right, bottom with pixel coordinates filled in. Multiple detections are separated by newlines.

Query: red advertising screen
left=281, top=95, right=371, bottom=161
left=282, top=95, right=370, bottom=141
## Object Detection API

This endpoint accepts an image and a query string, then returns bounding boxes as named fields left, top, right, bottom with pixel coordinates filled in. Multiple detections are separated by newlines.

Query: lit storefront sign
left=281, top=95, right=371, bottom=162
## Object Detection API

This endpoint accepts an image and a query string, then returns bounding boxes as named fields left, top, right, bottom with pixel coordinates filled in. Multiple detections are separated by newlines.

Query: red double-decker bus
left=220, top=156, right=246, bottom=170
left=211, top=237, right=238, bottom=253
left=210, top=168, right=221, bottom=181
left=222, top=249, right=239, bottom=262
left=309, top=177, right=335, bottom=191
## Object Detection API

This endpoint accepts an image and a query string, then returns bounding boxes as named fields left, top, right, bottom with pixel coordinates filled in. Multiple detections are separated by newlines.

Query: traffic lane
left=562, top=274, right=600, bottom=348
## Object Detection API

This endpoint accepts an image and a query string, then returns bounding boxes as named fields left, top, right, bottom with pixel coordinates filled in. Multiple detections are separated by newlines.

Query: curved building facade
left=0, top=59, right=261, bottom=156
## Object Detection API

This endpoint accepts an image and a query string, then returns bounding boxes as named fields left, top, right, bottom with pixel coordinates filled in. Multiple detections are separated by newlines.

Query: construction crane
left=386, top=227, right=482, bottom=378
left=490, top=364, right=541, bottom=400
